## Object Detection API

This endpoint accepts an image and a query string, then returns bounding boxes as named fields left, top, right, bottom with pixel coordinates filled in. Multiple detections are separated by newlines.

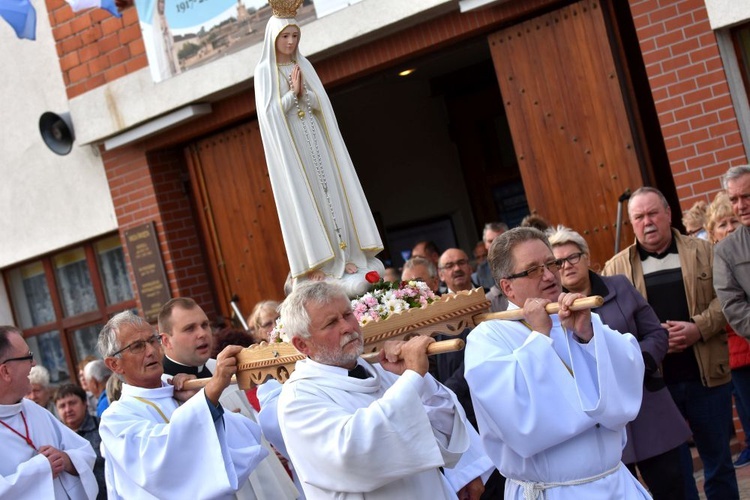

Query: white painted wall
left=69, top=0, right=456, bottom=145
left=0, top=0, right=118, bottom=269
left=705, top=0, right=750, bottom=30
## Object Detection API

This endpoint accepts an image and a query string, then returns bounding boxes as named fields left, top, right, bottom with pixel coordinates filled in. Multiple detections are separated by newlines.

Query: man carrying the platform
left=98, top=311, right=268, bottom=499
left=464, top=227, right=650, bottom=498
left=277, top=280, right=472, bottom=498
left=158, top=297, right=299, bottom=500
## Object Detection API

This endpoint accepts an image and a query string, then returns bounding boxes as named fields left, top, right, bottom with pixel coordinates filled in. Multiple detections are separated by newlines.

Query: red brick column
left=628, top=0, right=747, bottom=207
left=102, top=146, right=216, bottom=319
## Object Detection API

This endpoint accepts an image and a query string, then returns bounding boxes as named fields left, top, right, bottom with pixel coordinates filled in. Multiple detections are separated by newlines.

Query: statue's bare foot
left=345, top=263, right=358, bottom=274
left=307, top=270, right=326, bottom=281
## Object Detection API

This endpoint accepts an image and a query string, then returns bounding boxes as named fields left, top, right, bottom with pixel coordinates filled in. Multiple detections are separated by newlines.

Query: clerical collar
left=348, top=364, right=371, bottom=379
left=637, top=236, right=677, bottom=260
left=163, top=355, right=211, bottom=378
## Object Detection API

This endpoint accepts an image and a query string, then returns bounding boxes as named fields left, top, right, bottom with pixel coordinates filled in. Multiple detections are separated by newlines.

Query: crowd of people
left=3, top=0, right=749, bottom=494
left=2, top=165, right=748, bottom=499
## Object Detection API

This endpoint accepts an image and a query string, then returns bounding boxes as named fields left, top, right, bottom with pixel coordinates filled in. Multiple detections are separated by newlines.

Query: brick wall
left=102, top=145, right=216, bottom=319
left=628, top=0, right=747, bottom=209
left=46, top=0, right=147, bottom=99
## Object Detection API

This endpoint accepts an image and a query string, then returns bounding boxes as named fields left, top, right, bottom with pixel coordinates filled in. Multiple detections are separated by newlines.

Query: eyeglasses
left=110, top=335, right=161, bottom=357
left=439, top=259, right=469, bottom=271
left=559, top=252, right=585, bottom=267
left=504, top=259, right=563, bottom=280
left=0, top=352, right=33, bottom=364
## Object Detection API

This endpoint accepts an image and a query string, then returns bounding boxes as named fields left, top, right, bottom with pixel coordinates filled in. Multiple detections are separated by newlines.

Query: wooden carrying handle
left=361, top=338, right=465, bottom=363
left=181, top=338, right=465, bottom=390
left=473, top=295, right=604, bottom=323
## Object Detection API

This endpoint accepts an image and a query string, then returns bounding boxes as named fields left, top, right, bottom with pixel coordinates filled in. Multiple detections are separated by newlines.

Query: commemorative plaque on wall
left=124, top=222, right=171, bottom=321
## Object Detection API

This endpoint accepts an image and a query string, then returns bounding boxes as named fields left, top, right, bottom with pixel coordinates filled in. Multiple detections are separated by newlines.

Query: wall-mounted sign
left=124, top=222, right=171, bottom=321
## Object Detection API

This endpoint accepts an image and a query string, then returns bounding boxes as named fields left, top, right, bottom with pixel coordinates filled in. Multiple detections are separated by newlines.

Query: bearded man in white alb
left=98, top=311, right=268, bottom=499
left=464, top=227, right=649, bottom=499
left=0, top=325, right=98, bottom=499
left=278, top=280, right=470, bottom=499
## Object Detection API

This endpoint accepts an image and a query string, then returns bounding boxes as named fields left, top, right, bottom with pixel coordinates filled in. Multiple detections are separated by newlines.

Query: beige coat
left=603, top=229, right=729, bottom=387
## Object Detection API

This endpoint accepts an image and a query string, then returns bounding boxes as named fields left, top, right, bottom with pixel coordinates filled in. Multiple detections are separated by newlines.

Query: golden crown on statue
left=269, top=0, right=304, bottom=18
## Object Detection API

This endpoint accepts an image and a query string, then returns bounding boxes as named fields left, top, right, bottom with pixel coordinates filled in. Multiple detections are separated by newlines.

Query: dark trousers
left=731, top=366, right=750, bottom=449
left=669, top=381, right=739, bottom=500
left=626, top=445, right=685, bottom=500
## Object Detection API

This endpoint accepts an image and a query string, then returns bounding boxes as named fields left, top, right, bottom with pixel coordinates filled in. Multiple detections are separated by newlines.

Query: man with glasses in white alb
left=97, top=311, right=268, bottom=499
left=464, top=227, right=650, bottom=498
left=0, top=325, right=98, bottom=499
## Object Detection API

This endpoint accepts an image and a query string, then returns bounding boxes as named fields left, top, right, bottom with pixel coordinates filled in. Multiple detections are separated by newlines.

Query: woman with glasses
left=548, top=225, right=690, bottom=499
left=247, top=300, right=281, bottom=344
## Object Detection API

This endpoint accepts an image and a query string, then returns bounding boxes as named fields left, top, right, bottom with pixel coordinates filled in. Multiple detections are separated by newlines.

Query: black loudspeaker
left=39, top=111, right=75, bottom=155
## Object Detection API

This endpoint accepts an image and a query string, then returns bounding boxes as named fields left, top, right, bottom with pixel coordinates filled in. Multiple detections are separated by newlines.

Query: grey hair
left=84, top=359, right=112, bottom=383
left=402, top=256, right=437, bottom=278
left=546, top=225, right=590, bottom=255
left=483, top=222, right=509, bottom=241
left=489, top=227, right=552, bottom=284
left=98, top=310, right=152, bottom=358
left=280, top=281, right=348, bottom=340
left=28, top=365, right=51, bottom=386
left=721, top=165, right=750, bottom=190
left=628, top=186, right=669, bottom=213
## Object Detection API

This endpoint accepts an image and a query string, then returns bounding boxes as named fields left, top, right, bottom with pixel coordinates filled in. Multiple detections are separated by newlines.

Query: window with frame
left=4, top=234, right=136, bottom=385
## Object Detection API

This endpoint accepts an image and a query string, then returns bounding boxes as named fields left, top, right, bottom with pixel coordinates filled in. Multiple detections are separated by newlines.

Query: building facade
left=1, top=0, right=748, bottom=383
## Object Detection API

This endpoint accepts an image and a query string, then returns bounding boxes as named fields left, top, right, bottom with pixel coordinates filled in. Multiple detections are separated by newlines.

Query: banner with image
left=135, top=0, right=360, bottom=83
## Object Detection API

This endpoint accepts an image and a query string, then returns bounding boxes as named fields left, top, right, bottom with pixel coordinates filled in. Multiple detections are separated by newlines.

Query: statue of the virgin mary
left=254, top=0, right=384, bottom=297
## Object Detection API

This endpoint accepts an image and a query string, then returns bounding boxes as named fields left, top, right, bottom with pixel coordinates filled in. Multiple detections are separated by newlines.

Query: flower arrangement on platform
left=351, top=272, right=438, bottom=327
left=268, top=271, right=437, bottom=341
left=269, top=318, right=289, bottom=344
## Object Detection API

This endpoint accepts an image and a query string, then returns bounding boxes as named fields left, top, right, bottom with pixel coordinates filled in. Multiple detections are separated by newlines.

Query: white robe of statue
left=278, top=358, right=469, bottom=499
left=99, top=382, right=268, bottom=499
left=255, top=16, right=384, bottom=297
left=0, top=398, right=98, bottom=499
left=464, top=309, right=651, bottom=499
